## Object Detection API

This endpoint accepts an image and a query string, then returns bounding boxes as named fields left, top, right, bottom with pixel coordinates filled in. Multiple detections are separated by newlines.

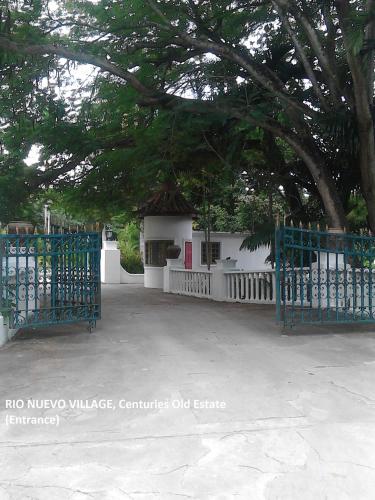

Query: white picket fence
left=224, top=267, right=367, bottom=309
left=223, top=267, right=375, bottom=314
left=166, top=264, right=375, bottom=317
left=167, top=263, right=276, bottom=304
left=170, top=269, right=212, bottom=298
left=164, top=254, right=375, bottom=321
left=225, top=270, right=276, bottom=304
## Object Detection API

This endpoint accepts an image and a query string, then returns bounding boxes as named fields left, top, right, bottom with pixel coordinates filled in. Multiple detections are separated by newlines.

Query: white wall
left=101, top=240, right=144, bottom=285
left=192, top=231, right=271, bottom=270
left=143, top=215, right=193, bottom=288
left=101, top=240, right=121, bottom=284
left=143, top=216, right=192, bottom=247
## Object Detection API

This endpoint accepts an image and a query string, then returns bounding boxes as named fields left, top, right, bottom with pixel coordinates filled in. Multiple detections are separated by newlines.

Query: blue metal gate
left=0, top=231, right=101, bottom=330
left=276, top=225, right=375, bottom=327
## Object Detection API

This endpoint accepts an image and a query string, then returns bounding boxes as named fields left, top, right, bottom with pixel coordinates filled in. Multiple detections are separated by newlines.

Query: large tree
left=0, top=1, right=374, bottom=229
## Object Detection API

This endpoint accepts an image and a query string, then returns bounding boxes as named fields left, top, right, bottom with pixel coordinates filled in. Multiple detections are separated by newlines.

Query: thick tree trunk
left=360, top=1, right=375, bottom=230
left=282, top=135, right=347, bottom=229
left=335, top=0, right=375, bottom=231
left=358, top=120, right=375, bottom=232
left=351, top=61, right=375, bottom=231
left=314, top=167, right=347, bottom=229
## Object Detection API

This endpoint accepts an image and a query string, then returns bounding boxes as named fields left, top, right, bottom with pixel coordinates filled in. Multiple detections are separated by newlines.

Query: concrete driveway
left=1, top=284, right=375, bottom=499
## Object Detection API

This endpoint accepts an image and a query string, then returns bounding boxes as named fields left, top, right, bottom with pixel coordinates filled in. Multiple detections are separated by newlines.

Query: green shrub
left=117, top=222, right=144, bottom=274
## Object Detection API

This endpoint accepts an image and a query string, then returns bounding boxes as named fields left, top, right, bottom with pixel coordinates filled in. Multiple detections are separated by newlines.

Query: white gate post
left=101, top=240, right=121, bottom=284
left=163, top=258, right=183, bottom=293
left=0, top=314, right=7, bottom=348
left=212, top=259, right=237, bottom=301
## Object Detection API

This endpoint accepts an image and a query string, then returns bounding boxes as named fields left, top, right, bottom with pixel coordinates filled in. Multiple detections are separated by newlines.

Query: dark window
left=145, top=240, right=174, bottom=267
left=201, top=242, right=221, bottom=265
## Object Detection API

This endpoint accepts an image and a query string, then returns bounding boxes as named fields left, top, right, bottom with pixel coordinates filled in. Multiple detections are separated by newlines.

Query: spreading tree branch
left=272, top=0, right=331, bottom=111
left=146, top=0, right=318, bottom=118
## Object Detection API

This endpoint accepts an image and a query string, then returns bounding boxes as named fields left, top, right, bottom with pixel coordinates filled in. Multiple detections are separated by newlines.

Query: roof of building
left=139, top=182, right=196, bottom=217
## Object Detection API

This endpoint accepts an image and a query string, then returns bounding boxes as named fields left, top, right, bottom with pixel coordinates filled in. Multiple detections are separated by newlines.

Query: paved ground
left=1, top=285, right=375, bottom=499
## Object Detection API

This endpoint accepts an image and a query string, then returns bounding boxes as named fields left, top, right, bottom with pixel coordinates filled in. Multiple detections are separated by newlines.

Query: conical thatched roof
left=139, top=182, right=196, bottom=217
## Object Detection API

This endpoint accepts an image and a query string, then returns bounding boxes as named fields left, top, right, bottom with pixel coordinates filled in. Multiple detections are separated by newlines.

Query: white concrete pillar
left=0, top=315, right=7, bottom=348
left=101, top=240, right=121, bottom=284
left=212, top=259, right=237, bottom=301
left=163, top=258, right=183, bottom=292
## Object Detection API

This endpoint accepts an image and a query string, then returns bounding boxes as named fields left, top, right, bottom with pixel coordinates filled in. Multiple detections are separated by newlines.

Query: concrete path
left=1, top=285, right=375, bottom=499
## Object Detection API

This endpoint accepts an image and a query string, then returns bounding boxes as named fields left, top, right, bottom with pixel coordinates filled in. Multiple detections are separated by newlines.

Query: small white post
left=212, top=259, right=237, bottom=301
left=272, top=272, right=276, bottom=303
left=0, top=314, right=7, bottom=348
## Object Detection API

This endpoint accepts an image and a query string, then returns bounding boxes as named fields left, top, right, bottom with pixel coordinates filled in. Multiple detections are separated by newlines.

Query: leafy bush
left=117, top=222, right=144, bottom=274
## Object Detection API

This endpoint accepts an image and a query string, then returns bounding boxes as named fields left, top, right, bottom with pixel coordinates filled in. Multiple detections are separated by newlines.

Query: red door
left=184, top=241, right=192, bottom=269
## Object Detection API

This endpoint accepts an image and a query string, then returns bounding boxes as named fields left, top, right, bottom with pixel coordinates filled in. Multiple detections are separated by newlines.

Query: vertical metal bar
left=282, top=228, right=288, bottom=325
left=369, top=236, right=373, bottom=319
left=84, top=235, right=88, bottom=318
left=0, top=237, right=4, bottom=318
left=275, top=227, right=281, bottom=322
left=5, top=238, right=9, bottom=323
left=75, top=234, right=80, bottom=320
left=335, top=234, right=340, bottom=321
left=34, top=235, right=39, bottom=323
left=15, top=236, right=20, bottom=327
left=43, top=237, right=47, bottom=297
left=360, top=235, right=365, bottom=320
left=291, top=228, right=296, bottom=325
left=86, top=234, right=90, bottom=315
left=326, top=238, right=330, bottom=322
left=335, top=235, right=339, bottom=322
left=308, top=228, right=313, bottom=323
left=67, top=234, right=72, bottom=320
left=25, top=235, right=29, bottom=323
left=61, top=235, right=66, bottom=315
left=317, top=230, right=322, bottom=322
left=299, top=227, right=304, bottom=322
left=52, top=235, right=59, bottom=323
left=353, top=238, right=357, bottom=319
left=92, top=234, right=96, bottom=314
left=79, top=235, right=84, bottom=311
left=343, top=235, right=348, bottom=322
left=59, top=235, right=65, bottom=319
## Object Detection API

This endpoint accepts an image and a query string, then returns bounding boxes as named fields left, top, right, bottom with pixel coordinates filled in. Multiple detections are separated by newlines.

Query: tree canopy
left=0, top=0, right=374, bottom=230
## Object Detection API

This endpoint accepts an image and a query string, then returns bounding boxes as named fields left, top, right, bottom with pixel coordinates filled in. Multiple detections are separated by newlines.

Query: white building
left=139, top=230, right=271, bottom=278
left=191, top=231, right=270, bottom=271
left=139, top=182, right=195, bottom=289
left=102, top=183, right=271, bottom=289
left=138, top=183, right=271, bottom=289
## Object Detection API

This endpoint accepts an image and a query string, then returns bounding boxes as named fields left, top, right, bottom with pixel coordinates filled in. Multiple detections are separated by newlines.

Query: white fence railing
left=170, top=269, right=212, bottom=298
left=165, top=259, right=375, bottom=313
left=224, top=266, right=375, bottom=312
left=225, top=270, right=276, bottom=304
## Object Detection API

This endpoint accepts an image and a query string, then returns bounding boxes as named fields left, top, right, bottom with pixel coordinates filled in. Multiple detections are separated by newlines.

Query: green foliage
left=116, top=222, right=144, bottom=274
left=238, top=194, right=285, bottom=266
left=0, top=0, right=373, bottom=230
left=0, top=157, right=29, bottom=223
left=347, top=194, right=368, bottom=230
left=240, top=220, right=276, bottom=266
